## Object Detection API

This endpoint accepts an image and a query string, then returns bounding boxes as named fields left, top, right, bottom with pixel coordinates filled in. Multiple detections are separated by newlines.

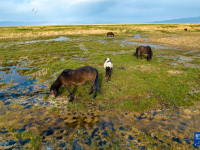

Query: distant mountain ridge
left=0, top=16, right=200, bottom=26
left=152, top=16, right=200, bottom=23
left=0, top=21, right=53, bottom=26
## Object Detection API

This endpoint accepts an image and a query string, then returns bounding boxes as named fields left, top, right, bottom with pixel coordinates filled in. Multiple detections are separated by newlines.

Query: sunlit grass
left=0, top=24, right=200, bottom=112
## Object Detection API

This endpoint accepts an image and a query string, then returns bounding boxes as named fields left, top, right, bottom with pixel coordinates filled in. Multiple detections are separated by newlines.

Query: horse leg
left=93, top=85, right=97, bottom=99
left=66, top=86, right=73, bottom=102
left=109, top=69, right=112, bottom=81
left=88, top=85, right=93, bottom=95
left=140, top=52, right=142, bottom=59
left=89, top=80, right=97, bottom=99
left=147, top=54, right=149, bottom=61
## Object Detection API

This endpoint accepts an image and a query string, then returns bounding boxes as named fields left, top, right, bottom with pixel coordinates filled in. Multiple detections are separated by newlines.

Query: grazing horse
left=50, top=66, right=101, bottom=102
left=135, top=46, right=153, bottom=61
left=184, top=28, right=187, bottom=31
left=104, top=58, right=113, bottom=82
left=107, top=32, right=114, bottom=37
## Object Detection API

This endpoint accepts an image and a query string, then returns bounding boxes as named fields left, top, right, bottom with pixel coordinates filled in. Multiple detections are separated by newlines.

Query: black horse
left=107, top=32, right=114, bottom=37
left=50, top=66, right=101, bottom=102
left=135, top=46, right=153, bottom=61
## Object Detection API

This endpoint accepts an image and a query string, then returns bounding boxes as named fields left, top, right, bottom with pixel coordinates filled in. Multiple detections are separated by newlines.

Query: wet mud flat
left=0, top=64, right=200, bottom=150
left=0, top=64, right=50, bottom=108
left=0, top=103, right=200, bottom=150
left=0, top=35, right=200, bottom=149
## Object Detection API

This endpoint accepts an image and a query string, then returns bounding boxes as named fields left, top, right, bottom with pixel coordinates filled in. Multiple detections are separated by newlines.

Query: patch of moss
left=0, top=67, right=11, bottom=71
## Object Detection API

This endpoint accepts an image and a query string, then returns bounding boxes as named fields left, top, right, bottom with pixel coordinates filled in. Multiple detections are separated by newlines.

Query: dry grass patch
left=0, top=28, right=119, bottom=39
left=168, top=70, right=184, bottom=75
left=147, top=33, right=200, bottom=49
left=135, top=65, right=159, bottom=72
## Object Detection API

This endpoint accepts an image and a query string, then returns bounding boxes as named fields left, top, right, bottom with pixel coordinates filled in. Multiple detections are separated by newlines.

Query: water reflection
left=121, top=40, right=167, bottom=49
left=2, top=36, right=71, bottom=48
left=133, top=33, right=149, bottom=41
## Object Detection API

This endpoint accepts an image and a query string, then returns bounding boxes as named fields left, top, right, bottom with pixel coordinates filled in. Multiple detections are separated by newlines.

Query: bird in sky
left=35, top=10, right=38, bottom=14
left=32, top=8, right=34, bottom=12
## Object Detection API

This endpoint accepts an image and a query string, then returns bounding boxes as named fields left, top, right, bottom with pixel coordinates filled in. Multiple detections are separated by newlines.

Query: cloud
left=0, top=0, right=200, bottom=24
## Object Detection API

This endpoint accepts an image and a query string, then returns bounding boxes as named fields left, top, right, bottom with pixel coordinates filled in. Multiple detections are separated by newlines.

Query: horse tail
left=133, top=52, right=137, bottom=56
left=134, top=47, right=139, bottom=57
left=148, top=46, right=153, bottom=60
left=95, top=69, right=101, bottom=94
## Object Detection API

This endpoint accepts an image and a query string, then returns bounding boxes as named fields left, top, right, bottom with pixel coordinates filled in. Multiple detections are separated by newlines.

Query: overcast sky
left=0, top=0, right=200, bottom=24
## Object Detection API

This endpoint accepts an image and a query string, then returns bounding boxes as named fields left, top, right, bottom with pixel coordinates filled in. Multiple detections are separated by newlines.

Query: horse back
left=107, top=32, right=114, bottom=36
left=137, top=46, right=151, bottom=54
left=60, top=66, right=96, bottom=86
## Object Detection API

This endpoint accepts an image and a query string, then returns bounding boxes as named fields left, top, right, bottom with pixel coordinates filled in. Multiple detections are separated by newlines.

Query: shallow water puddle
left=105, top=50, right=134, bottom=55
left=0, top=36, right=200, bottom=149
left=0, top=66, right=33, bottom=84
left=121, top=40, right=168, bottom=49
left=1, top=107, right=199, bottom=149
left=0, top=64, right=49, bottom=107
left=133, top=33, right=149, bottom=41
left=0, top=92, right=200, bottom=150
left=157, top=55, right=200, bottom=68
left=2, top=36, right=71, bottom=48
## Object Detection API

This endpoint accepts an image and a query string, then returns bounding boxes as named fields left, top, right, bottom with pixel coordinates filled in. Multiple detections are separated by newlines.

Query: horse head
left=50, top=84, right=58, bottom=98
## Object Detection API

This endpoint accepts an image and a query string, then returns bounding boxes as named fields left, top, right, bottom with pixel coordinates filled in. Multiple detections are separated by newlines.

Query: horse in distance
left=135, top=46, right=153, bottom=61
left=104, top=58, right=113, bottom=82
left=50, top=66, right=101, bottom=102
left=107, top=32, right=114, bottom=37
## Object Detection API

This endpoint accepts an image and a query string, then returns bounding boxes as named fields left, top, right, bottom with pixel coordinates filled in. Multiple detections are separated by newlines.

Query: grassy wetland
left=0, top=24, right=200, bottom=149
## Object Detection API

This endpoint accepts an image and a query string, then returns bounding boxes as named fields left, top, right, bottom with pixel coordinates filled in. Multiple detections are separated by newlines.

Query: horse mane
left=50, top=70, right=70, bottom=91
left=147, top=46, right=153, bottom=60
left=63, top=69, right=72, bottom=72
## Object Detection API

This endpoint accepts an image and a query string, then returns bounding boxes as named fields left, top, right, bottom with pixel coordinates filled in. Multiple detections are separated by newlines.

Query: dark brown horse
left=184, top=28, right=187, bottom=31
left=135, top=46, right=153, bottom=61
left=107, top=32, right=114, bottom=37
left=50, top=66, right=101, bottom=102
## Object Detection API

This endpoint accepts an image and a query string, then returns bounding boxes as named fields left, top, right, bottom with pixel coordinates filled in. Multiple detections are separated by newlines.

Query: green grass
left=7, top=126, right=15, bottom=132
left=0, top=60, right=18, bottom=66
left=48, top=107, right=62, bottom=113
left=0, top=67, right=11, bottom=71
left=0, top=82, right=9, bottom=88
left=16, top=68, right=39, bottom=75
left=14, top=131, right=43, bottom=150
left=0, top=24, right=200, bottom=113
left=43, top=94, right=49, bottom=100
left=66, top=103, right=87, bottom=111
